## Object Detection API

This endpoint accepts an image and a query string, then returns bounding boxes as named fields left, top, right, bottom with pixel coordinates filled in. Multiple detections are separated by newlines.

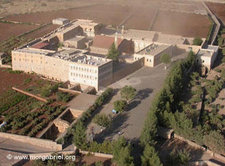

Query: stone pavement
left=88, top=64, right=169, bottom=142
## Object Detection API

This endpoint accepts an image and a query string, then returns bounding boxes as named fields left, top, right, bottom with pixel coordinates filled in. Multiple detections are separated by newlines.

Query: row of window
left=70, top=72, right=97, bottom=80
left=134, top=57, right=152, bottom=62
left=70, top=66, right=98, bottom=73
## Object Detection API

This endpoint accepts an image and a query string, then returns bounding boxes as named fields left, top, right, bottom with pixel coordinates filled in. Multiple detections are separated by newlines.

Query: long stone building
left=12, top=48, right=112, bottom=90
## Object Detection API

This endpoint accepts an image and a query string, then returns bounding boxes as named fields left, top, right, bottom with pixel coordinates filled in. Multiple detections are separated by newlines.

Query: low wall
left=174, top=134, right=225, bottom=163
left=174, top=134, right=205, bottom=150
left=176, top=44, right=201, bottom=53
left=80, top=150, right=113, bottom=159
left=190, top=160, right=222, bottom=166
left=112, top=58, right=144, bottom=83
left=58, top=87, right=81, bottom=94
left=0, top=64, right=12, bottom=68
left=0, top=132, right=62, bottom=151
left=12, top=87, right=47, bottom=103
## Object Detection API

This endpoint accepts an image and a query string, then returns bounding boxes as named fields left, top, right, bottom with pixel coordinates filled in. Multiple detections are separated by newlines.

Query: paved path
left=0, top=137, right=54, bottom=166
left=90, top=64, right=168, bottom=142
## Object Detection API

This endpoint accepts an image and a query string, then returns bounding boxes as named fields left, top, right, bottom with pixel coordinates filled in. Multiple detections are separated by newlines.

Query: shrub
left=56, top=92, right=72, bottom=102
left=193, top=37, right=203, bottom=46
left=93, top=114, right=112, bottom=127
left=113, top=100, right=127, bottom=113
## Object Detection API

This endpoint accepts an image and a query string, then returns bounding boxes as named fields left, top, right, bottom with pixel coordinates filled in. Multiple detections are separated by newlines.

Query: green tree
left=120, top=86, right=137, bottom=103
left=107, top=43, right=119, bottom=61
left=167, top=149, right=190, bottom=166
left=193, top=37, right=203, bottom=46
left=93, top=113, right=112, bottom=127
left=140, top=110, right=158, bottom=146
left=203, top=130, right=225, bottom=154
left=114, top=100, right=127, bottom=113
left=113, top=137, right=134, bottom=166
left=141, top=144, right=162, bottom=166
left=73, top=122, right=87, bottom=149
left=160, top=54, right=171, bottom=69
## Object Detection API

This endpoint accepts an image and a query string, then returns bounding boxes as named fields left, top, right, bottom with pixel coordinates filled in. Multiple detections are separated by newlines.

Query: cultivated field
left=2, top=3, right=211, bottom=38
left=0, top=69, right=73, bottom=138
left=0, top=22, right=38, bottom=42
left=206, top=2, right=225, bottom=24
left=0, top=68, right=31, bottom=94
left=152, top=11, right=211, bottom=37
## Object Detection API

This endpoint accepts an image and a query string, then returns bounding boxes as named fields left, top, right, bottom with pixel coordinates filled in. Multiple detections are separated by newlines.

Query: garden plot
left=0, top=90, right=67, bottom=137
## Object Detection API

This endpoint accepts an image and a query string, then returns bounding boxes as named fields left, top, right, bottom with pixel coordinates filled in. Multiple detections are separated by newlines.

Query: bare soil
left=0, top=68, right=30, bottom=95
left=206, top=2, right=225, bottom=24
left=3, top=3, right=211, bottom=38
left=0, top=23, right=37, bottom=42
left=152, top=11, right=211, bottom=38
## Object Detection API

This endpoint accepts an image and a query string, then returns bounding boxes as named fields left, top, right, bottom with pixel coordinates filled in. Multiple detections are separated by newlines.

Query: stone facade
left=134, top=43, right=172, bottom=67
left=12, top=48, right=112, bottom=91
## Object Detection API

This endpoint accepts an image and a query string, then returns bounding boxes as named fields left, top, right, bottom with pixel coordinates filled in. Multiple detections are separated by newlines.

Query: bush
left=56, top=92, right=72, bottom=102
left=41, top=84, right=59, bottom=97
left=193, top=37, right=203, bottom=46
left=113, top=100, right=127, bottom=113
left=93, top=114, right=112, bottom=127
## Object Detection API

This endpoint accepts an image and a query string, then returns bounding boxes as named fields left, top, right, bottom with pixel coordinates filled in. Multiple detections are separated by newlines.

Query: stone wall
left=174, top=134, right=225, bottom=163
left=80, top=150, right=113, bottom=159
left=12, top=87, right=47, bottom=102
left=0, top=132, right=62, bottom=151
left=112, top=58, right=144, bottom=83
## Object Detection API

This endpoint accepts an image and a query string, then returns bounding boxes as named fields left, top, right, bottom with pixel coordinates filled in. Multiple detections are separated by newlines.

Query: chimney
left=121, top=25, right=124, bottom=35
left=114, top=32, right=118, bottom=48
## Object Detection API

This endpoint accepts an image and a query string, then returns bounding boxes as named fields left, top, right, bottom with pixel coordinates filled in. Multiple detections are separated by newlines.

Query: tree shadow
left=135, top=88, right=153, bottom=100
left=94, top=113, right=129, bottom=143
left=126, top=88, right=153, bottom=111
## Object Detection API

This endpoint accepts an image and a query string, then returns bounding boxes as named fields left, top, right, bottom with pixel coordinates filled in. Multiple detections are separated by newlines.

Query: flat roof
left=70, top=54, right=110, bottom=66
left=137, top=43, right=170, bottom=56
left=197, top=49, right=214, bottom=57
left=53, top=18, right=69, bottom=21
left=13, top=48, right=55, bottom=55
left=118, top=29, right=187, bottom=45
left=52, top=49, right=111, bottom=66
left=65, top=36, right=85, bottom=42
left=68, top=93, right=98, bottom=112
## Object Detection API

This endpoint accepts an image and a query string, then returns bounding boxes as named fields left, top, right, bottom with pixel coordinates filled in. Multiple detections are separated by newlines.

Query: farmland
left=0, top=22, right=38, bottom=42
left=1, top=2, right=211, bottom=39
left=0, top=69, right=74, bottom=138
left=206, top=2, right=225, bottom=24
left=0, top=90, right=66, bottom=137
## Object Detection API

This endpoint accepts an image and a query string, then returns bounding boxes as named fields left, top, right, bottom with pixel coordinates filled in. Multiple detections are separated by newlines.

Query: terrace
left=138, top=43, right=171, bottom=56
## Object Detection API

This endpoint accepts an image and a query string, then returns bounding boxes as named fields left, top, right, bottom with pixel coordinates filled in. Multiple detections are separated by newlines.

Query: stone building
left=134, top=43, right=172, bottom=67
left=73, top=19, right=102, bottom=37
left=90, top=35, right=134, bottom=55
left=56, top=25, right=83, bottom=42
left=12, top=48, right=113, bottom=91
left=196, top=45, right=219, bottom=70
left=63, top=36, right=86, bottom=49
left=52, top=18, right=70, bottom=25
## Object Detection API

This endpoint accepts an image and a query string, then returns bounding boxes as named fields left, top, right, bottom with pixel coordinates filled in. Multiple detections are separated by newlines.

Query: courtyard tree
left=120, top=85, right=137, bottom=103
left=107, top=43, right=119, bottom=61
left=193, top=37, right=203, bottom=46
left=203, top=130, right=225, bottom=154
left=73, top=121, right=87, bottom=149
left=141, top=144, right=162, bottom=166
left=113, top=100, right=127, bottom=113
left=113, top=137, right=134, bottom=166
left=167, top=149, right=190, bottom=166
left=160, top=54, right=171, bottom=70
left=93, top=113, right=112, bottom=127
